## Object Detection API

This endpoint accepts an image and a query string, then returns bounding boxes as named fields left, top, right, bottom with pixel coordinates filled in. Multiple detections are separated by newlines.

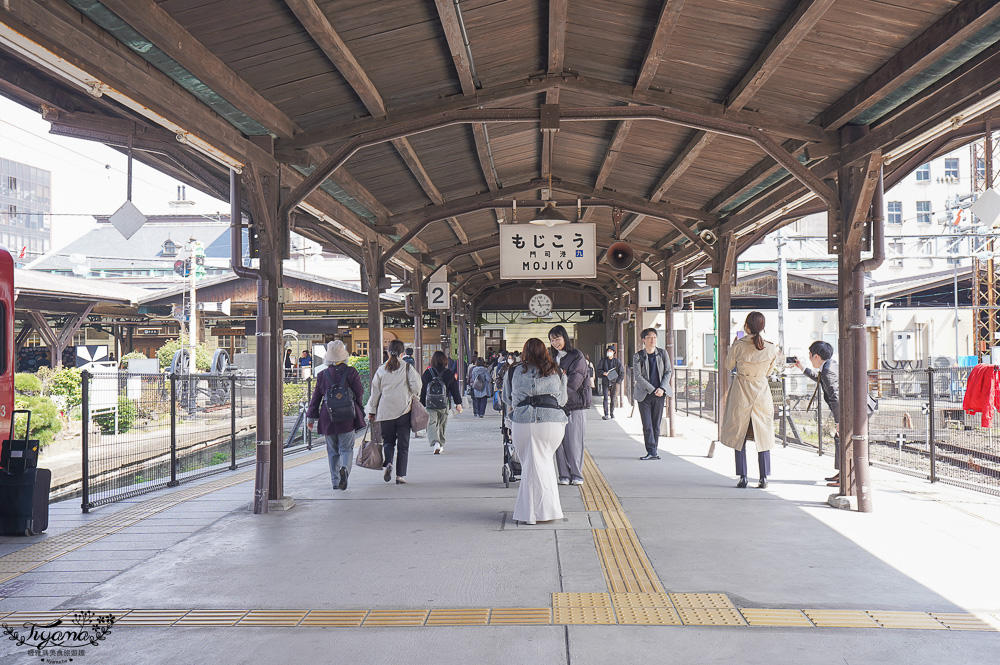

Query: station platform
left=0, top=407, right=998, bottom=664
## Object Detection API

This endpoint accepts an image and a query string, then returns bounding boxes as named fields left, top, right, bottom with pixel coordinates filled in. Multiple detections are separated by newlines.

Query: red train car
left=0, top=247, right=12, bottom=439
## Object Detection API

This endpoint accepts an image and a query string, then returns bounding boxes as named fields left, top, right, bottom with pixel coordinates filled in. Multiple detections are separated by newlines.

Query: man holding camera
left=793, top=341, right=841, bottom=486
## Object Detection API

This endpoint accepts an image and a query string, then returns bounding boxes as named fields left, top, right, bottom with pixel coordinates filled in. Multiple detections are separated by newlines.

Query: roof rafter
left=628, top=0, right=837, bottom=238
left=283, top=0, right=387, bottom=116
left=818, top=0, right=1000, bottom=129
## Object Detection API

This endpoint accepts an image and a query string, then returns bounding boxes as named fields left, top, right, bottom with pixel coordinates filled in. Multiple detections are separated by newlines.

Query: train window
left=0, top=302, right=6, bottom=375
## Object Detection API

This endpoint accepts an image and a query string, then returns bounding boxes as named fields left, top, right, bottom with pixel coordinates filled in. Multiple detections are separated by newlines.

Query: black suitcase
left=1, top=410, right=40, bottom=475
left=0, top=467, right=51, bottom=536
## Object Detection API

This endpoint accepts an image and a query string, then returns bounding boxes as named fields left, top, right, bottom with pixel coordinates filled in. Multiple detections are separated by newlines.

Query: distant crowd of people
left=304, top=315, right=839, bottom=520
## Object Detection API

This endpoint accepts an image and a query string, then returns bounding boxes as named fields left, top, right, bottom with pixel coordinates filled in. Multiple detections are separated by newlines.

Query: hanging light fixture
left=529, top=171, right=570, bottom=226
left=394, top=270, right=416, bottom=294
left=679, top=276, right=703, bottom=291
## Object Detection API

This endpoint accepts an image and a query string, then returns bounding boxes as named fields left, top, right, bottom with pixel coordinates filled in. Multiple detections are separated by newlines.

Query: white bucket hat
left=324, top=340, right=350, bottom=364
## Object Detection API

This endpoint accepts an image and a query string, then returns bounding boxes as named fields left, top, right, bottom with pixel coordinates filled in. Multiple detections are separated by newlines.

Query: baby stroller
left=496, top=367, right=521, bottom=487
left=501, top=401, right=521, bottom=487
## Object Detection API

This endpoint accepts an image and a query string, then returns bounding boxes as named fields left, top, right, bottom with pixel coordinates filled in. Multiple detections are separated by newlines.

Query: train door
left=0, top=248, right=13, bottom=439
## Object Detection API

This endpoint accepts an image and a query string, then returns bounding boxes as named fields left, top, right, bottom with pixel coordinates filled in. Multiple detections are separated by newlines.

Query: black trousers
left=602, top=382, right=618, bottom=417
left=381, top=411, right=412, bottom=477
left=735, top=446, right=771, bottom=478
left=637, top=393, right=664, bottom=455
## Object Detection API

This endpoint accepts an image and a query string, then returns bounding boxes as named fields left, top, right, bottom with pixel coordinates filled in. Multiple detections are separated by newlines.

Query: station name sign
left=500, top=223, right=597, bottom=279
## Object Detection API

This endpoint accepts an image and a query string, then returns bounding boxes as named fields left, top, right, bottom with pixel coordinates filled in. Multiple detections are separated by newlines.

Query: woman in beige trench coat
left=720, top=312, right=780, bottom=488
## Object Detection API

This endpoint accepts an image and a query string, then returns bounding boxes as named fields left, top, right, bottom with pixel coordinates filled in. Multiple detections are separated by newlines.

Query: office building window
left=916, top=201, right=931, bottom=224
left=916, top=164, right=930, bottom=182
left=887, top=201, right=902, bottom=224
left=944, top=158, right=960, bottom=179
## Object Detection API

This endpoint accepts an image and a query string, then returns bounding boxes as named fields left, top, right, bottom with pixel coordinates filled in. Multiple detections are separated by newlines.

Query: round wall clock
left=528, top=293, right=552, bottom=317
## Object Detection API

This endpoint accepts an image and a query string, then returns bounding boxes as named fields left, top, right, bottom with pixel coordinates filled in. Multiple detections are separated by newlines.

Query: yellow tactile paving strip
left=580, top=452, right=664, bottom=594
left=2, top=607, right=990, bottom=631
left=0, top=445, right=996, bottom=633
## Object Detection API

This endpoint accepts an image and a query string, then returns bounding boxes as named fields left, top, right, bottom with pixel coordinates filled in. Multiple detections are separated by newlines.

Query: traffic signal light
left=173, top=260, right=185, bottom=276
left=247, top=218, right=260, bottom=258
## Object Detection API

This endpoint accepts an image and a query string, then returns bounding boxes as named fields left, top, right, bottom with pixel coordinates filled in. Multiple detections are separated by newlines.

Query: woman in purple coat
left=306, top=340, right=365, bottom=490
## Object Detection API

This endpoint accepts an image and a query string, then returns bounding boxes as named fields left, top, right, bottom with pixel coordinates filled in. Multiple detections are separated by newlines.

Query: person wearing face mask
left=548, top=325, right=591, bottom=485
left=595, top=345, right=624, bottom=420
left=719, top=311, right=781, bottom=489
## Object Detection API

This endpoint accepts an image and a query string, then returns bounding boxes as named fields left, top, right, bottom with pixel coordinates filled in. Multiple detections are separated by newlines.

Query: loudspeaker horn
left=698, top=229, right=718, bottom=245
left=607, top=242, right=634, bottom=269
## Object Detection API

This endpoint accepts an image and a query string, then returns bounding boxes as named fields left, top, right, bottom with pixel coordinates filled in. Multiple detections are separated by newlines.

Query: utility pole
left=188, top=237, right=198, bottom=376
left=776, top=228, right=789, bottom=352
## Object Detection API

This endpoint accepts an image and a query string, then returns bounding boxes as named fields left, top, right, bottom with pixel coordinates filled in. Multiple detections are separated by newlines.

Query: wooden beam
left=844, top=151, right=883, bottom=247
left=0, top=0, right=277, bottom=172
left=98, top=0, right=297, bottom=138
left=391, top=137, right=476, bottom=260
left=433, top=0, right=477, bottom=96
left=704, top=140, right=808, bottom=213
left=548, top=0, right=568, bottom=74
left=650, top=0, right=834, bottom=204
left=635, top=0, right=686, bottom=93
left=588, top=0, right=685, bottom=206
left=593, top=118, right=634, bottom=192
left=284, top=0, right=387, bottom=116
left=725, top=0, right=837, bottom=109
left=818, top=0, right=1000, bottom=129
left=471, top=123, right=500, bottom=191
left=649, top=131, right=712, bottom=201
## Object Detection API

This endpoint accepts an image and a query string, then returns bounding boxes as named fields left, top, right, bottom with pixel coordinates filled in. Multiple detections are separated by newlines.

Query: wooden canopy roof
left=3, top=0, right=1000, bottom=302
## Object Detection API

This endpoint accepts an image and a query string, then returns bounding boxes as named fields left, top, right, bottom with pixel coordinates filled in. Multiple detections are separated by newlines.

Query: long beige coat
left=719, top=336, right=780, bottom=452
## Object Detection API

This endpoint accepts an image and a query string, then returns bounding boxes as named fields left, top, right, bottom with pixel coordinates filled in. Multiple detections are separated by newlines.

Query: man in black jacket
left=595, top=345, right=624, bottom=419
left=549, top=325, right=592, bottom=485
left=795, top=341, right=840, bottom=486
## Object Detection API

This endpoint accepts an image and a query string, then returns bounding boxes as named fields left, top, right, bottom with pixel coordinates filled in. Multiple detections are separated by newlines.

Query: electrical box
left=892, top=331, right=916, bottom=362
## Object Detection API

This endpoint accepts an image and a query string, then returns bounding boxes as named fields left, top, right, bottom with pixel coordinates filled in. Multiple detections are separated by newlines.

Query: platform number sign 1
left=638, top=280, right=661, bottom=308
left=427, top=281, right=450, bottom=310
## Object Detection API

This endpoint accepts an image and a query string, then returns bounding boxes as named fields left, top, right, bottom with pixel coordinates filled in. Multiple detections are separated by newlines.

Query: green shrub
left=283, top=382, right=306, bottom=416
left=46, top=367, right=83, bottom=409
left=119, top=351, right=148, bottom=370
left=12, top=395, right=62, bottom=448
left=93, top=395, right=140, bottom=434
left=14, top=373, right=42, bottom=395
left=346, top=355, right=371, bottom=403
left=156, top=337, right=211, bottom=371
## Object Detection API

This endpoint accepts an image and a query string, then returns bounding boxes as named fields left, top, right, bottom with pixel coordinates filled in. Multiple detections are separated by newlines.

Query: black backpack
left=323, top=366, right=356, bottom=423
left=426, top=368, right=449, bottom=410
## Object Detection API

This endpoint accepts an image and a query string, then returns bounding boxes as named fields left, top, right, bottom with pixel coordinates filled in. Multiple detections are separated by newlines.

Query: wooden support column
left=244, top=160, right=284, bottom=512
left=363, top=241, right=384, bottom=367
left=664, top=265, right=679, bottom=438
left=14, top=321, right=33, bottom=355
left=28, top=307, right=93, bottom=369
left=715, top=233, right=736, bottom=448
left=411, top=270, right=423, bottom=370
left=836, top=131, right=876, bottom=512
left=457, top=299, right=469, bottom=388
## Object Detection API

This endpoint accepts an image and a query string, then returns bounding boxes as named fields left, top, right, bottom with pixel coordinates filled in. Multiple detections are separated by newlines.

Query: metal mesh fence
left=79, top=371, right=326, bottom=510
left=674, top=368, right=719, bottom=423
left=678, top=365, right=1000, bottom=497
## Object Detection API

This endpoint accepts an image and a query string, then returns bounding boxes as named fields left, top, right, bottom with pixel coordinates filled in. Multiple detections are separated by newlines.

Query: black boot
left=736, top=475, right=748, bottom=488
left=758, top=477, right=768, bottom=489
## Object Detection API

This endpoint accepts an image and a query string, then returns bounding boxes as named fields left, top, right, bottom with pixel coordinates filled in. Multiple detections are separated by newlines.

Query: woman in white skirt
left=502, top=337, right=568, bottom=525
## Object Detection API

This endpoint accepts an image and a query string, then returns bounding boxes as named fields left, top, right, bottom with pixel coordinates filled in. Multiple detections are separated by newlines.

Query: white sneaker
left=433, top=442, right=442, bottom=454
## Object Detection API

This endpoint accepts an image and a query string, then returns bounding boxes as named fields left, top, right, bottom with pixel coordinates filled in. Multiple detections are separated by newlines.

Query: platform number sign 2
left=427, top=281, right=450, bottom=310
left=638, top=280, right=661, bottom=308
